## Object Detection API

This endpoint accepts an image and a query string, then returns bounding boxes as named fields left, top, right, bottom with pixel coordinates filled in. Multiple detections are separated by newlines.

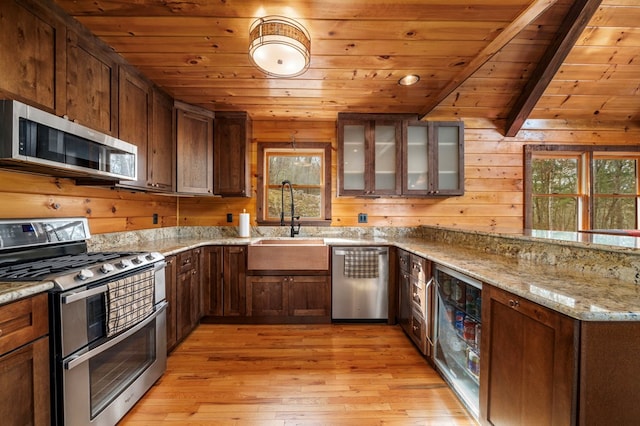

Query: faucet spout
left=281, top=180, right=300, bottom=237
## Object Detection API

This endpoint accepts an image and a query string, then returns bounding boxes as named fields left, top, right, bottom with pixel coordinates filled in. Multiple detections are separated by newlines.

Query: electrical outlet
left=152, top=213, right=158, bottom=225
left=226, top=213, right=233, bottom=223
left=358, top=213, right=368, bottom=223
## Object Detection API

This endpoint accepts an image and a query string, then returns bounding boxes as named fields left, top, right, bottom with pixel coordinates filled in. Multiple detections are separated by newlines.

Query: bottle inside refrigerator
left=433, top=264, right=482, bottom=419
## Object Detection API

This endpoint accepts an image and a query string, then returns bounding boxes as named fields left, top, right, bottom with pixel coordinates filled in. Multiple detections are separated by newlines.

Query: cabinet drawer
left=398, top=250, right=410, bottom=273
left=411, top=279, right=426, bottom=316
left=0, top=293, right=48, bottom=356
left=410, top=255, right=427, bottom=281
left=177, top=249, right=199, bottom=274
left=410, top=310, right=425, bottom=346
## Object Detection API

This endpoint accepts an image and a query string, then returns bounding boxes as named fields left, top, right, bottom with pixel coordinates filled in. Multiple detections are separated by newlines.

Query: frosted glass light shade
left=249, top=16, right=310, bottom=77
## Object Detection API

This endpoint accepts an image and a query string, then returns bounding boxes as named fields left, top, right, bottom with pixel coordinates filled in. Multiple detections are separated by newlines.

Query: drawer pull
left=509, top=299, right=520, bottom=308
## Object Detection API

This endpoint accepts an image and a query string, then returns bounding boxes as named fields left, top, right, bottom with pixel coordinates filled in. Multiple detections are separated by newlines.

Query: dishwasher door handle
left=333, top=248, right=387, bottom=256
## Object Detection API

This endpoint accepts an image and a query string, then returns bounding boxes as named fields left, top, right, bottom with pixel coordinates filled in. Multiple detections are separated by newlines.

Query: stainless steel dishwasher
left=331, top=246, right=389, bottom=320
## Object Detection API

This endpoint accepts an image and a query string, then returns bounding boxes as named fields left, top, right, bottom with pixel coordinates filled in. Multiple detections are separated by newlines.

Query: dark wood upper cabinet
left=118, top=67, right=150, bottom=189
left=148, top=88, right=175, bottom=192
left=66, top=29, right=117, bottom=136
left=175, top=101, right=214, bottom=195
left=338, top=113, right=464, bottom=197
left=0, top=1, right=65, bottom=114
left=213, top=111, right=252, bottom=197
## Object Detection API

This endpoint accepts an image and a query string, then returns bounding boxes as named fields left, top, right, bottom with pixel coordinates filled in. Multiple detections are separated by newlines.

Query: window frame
left=256, top=141, right=332, bottom=226
left=524, top=144, right=640, bottom=231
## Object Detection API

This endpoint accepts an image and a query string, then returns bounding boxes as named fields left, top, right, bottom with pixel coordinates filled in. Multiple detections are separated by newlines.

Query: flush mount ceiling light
left=398, top=74, right=420, bottom=86
left=249, top=15, right=311, bottom=78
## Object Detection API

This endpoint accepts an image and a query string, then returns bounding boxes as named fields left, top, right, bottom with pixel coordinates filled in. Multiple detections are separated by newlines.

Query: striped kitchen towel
left=344, top=249, right=379, bottom=279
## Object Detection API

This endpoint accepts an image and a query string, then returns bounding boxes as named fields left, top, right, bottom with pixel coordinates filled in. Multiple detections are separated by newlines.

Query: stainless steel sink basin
left=247, top=238, right=329, bottom=270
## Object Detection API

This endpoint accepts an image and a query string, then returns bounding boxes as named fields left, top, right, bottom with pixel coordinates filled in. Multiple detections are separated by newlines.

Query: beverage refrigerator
left=433, top=264, right=482, bottom=419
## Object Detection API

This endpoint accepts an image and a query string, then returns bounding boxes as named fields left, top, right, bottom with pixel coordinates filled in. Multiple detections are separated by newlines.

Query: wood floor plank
left=120, top=324, right=478, bottom=425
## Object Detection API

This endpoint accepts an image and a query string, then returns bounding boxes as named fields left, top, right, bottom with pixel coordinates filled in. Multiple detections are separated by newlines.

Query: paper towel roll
left=238, top=210, right=250, bottom=237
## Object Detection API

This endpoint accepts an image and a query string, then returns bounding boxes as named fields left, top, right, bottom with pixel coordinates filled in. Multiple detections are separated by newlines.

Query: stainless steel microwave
left=0, top=100, right=137, bottom=181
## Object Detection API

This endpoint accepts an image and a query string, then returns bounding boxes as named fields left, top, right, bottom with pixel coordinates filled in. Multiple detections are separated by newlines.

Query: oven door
left=61, top=302, right=167, bottom=426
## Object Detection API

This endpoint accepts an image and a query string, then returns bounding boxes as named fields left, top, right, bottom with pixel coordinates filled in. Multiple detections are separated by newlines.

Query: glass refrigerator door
left=433, top=265, right=482, bottom=419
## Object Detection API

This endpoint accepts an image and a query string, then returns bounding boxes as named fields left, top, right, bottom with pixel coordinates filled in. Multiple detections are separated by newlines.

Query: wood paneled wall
left=0, top=170, right=177, bottom=234
left=178, top=118, right=640, bottom=234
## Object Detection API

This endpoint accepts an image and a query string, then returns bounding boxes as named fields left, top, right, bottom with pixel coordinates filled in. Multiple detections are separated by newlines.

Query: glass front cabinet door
left=403, top=120, right=464, bottom=196
left=338, top=115, right=402, bottom=196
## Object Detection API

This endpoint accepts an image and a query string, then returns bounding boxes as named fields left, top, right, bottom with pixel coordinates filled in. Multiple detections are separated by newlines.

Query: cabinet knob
left=508, top=299, right=520, bottom=308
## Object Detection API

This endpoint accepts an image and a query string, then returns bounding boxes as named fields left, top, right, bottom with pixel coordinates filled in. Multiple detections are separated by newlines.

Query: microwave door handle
left=61, top=284, right=108, bottom=304
left=64, top=301, right=168, bottom=371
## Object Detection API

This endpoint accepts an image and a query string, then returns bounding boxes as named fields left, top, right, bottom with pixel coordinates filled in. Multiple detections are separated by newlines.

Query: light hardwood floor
left=121, top=323, right=478, bottom=425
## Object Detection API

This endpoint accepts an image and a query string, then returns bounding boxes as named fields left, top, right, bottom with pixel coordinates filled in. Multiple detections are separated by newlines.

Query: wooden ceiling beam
left=504, top=0, right=603, bottom=137
left=418, top=0, right=558, bottom=119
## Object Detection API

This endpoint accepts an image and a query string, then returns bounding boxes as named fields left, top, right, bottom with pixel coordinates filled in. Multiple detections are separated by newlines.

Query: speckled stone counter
left=0, top=280, right=53, bottom=305
left=3, top=225, right=640, bottom=322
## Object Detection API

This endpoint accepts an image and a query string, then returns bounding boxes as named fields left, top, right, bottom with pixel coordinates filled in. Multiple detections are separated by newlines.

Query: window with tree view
left=525, top=145, right=640, bottom=231
left=257, top=142, right=331, bottom=225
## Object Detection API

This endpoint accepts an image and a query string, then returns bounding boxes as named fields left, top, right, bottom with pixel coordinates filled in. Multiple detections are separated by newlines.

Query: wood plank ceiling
left=53, top=0, right=639, bottom=135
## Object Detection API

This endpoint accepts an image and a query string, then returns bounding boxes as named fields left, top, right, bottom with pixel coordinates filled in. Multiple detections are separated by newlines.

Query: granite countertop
left=2, top=234, right=639, bottom=322
left=0, top=280, right=54, bottom=305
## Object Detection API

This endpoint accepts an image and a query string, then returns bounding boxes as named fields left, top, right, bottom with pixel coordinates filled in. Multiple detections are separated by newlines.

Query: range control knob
left=145, top=253, right=156, bottom=261
left=116, top=259, right=132, bottom=269
left=100, top=263, right=115, bottom=274
left=132, top=256, right=144, bottom=265
left=76, top=269, right=94, bottom=281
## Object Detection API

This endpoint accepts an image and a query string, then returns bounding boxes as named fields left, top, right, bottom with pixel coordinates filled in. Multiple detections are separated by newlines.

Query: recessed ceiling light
left=398, top=74, right=420, bottom=86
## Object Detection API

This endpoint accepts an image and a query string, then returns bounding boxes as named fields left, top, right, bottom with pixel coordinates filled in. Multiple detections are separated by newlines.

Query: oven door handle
left=61, top=284, right=109, bottom=304
left=64, top=301, right=168, bottom=371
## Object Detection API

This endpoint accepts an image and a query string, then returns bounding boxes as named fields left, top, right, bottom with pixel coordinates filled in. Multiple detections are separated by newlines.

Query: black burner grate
left=0, top=252, right=138, bottom=281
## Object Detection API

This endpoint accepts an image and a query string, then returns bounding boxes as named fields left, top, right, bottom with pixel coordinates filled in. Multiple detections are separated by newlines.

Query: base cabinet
left=577, top=321, right=640, bottom=425
left=164, top=255, right=178, bottom=352
left=166, top=249, right=202, bottom=352
left=0, top=294, right=50, bottom=426
left=479, top=284, right=577, bottom=426
left=176, top=249, right=202, bottom=340
left=202, top=246, right=247, bottom=318
left=246, top=275, right=331, bottom=322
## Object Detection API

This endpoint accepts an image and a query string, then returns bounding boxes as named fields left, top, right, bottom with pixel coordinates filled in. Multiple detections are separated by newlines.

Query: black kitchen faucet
left=280, top=180, right=301, bottom=237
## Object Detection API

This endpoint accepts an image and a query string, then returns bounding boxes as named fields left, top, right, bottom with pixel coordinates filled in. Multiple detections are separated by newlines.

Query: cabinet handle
left=0, top=328, right=3, bottom=337
left=508, top=299, right=520, bottom=308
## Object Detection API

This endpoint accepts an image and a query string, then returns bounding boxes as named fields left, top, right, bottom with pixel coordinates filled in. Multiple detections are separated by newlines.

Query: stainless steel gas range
left=0, top=217, right=167, bottom=426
